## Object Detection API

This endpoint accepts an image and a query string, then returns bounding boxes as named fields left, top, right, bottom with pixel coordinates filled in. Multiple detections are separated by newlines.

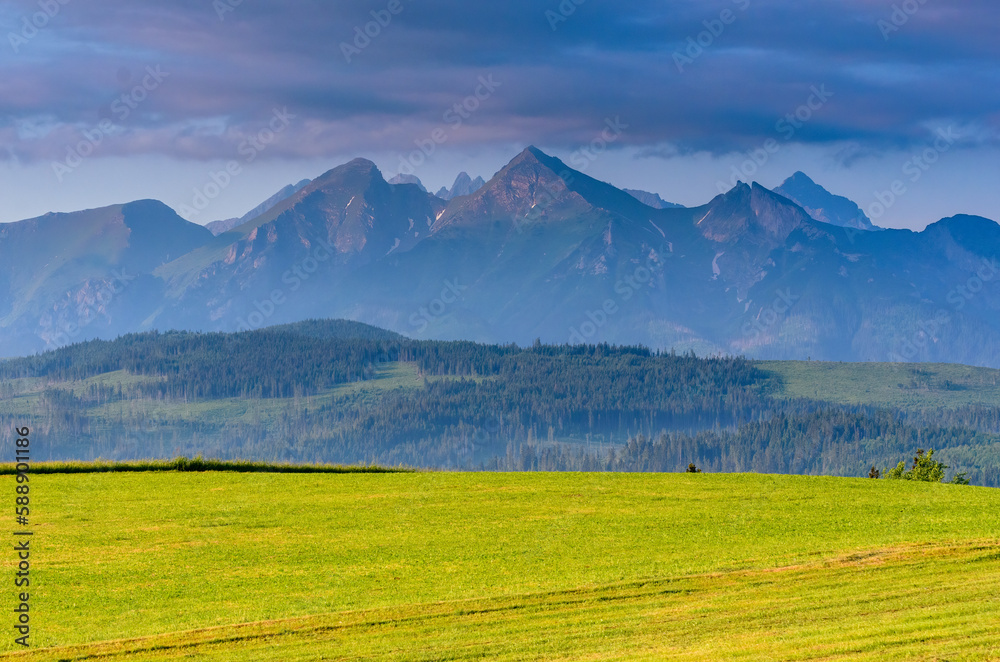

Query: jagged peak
left=709, top=181, right=751, bottom=204
left=696, top=180, right=812, bottom=244
left=499, top=145, right=547, bottom=170
left=782, top=171, right=816, bottom=186
left=435, top=171, right=487, bottom=200
left=302, top=158, right=388, bottom=198
left=485, top=147, right=658, bottom=219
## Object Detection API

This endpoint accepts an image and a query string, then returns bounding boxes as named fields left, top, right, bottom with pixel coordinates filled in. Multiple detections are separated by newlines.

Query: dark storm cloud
left=2, top=0, right=999, bottom=163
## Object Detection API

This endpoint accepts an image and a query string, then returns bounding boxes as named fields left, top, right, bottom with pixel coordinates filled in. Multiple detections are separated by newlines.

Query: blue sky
left=1, top=0, right=998, bottom=229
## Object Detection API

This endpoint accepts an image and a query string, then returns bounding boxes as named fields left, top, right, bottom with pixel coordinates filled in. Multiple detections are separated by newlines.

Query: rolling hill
left=2, top=319, right=1000, bottom=483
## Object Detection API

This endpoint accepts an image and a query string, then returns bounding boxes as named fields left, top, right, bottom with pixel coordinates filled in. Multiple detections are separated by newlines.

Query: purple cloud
left=1, top=0, right=998, bottom=165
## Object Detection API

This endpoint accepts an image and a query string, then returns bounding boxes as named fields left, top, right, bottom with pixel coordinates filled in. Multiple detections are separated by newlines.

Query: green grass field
left=0, top=362, right=476, bottom=424
left=761, top=360, right=1000, bottom=408
left=2, top=472, right=998, bottom=660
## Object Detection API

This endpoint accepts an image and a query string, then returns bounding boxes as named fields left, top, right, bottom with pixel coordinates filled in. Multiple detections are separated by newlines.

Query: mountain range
left=386, top=171, right=487, bottom=200
left=435, top=172, right=486, bottom=200
left=2, top=147, right=999, bottom=366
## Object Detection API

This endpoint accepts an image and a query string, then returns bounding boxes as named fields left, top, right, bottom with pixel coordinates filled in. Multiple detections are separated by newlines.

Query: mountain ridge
left=1, top=148, right=998, bottom=366
left=624, top=189, right=683, bottom=209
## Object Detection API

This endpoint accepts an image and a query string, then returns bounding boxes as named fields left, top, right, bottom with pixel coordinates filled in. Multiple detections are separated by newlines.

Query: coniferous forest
left=1, top=319, right=999, bottom=485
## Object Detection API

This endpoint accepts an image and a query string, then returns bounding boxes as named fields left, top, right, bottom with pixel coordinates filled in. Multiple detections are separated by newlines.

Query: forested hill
left=1, top=320, right=999, bottom=485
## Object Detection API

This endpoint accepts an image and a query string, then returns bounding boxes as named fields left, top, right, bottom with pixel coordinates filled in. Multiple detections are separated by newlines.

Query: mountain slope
left=624, top=188, right=683, bottom=209
left=205, top=179, right=311, bottom=235
left=775, top=172, right=876, bottom=231
left=150, top=158, right=446, bottom=332
left=734, top=213, right=1000, bottom=363
left=356, top=148, right=809, bottom=349
left=0, top=201, right=213, bottom=356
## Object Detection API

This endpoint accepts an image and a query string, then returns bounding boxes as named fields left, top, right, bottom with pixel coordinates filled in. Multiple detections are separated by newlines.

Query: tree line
left=1, top=321, right=998, bottom=484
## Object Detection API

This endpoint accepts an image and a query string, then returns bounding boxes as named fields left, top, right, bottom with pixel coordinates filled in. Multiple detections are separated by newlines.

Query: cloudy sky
left=1, top=0, right=998, bottom=229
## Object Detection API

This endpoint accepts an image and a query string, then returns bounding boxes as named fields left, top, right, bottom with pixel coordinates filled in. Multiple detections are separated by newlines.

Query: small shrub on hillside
left=883, top=449, right=968, bottom=484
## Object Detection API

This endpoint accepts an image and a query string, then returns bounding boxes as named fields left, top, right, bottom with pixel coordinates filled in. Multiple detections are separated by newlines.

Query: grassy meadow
left=0, top=362, right=429, bottom=424
left=761, top=360, right=1000, bottom=408
left=1, top=471, right=998, bottom=660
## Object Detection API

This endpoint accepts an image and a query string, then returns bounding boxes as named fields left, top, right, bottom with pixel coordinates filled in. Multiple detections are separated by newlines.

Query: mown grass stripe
left=4, top=541, right=999, bottom=661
